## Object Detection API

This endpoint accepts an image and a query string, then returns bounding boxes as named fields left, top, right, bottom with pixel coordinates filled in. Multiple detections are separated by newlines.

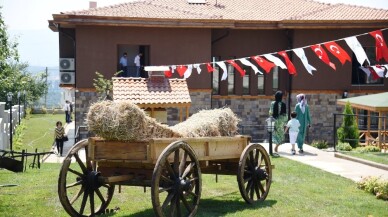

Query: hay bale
left=170, top=107, right=240, bottom=137
left=87, top=101, right=240, bottom=141
left=87, top=100, right=181, bottom=141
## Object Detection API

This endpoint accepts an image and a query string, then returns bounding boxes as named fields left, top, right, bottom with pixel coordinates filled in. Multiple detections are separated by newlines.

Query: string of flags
left=159, top=28, right=388, bottom=80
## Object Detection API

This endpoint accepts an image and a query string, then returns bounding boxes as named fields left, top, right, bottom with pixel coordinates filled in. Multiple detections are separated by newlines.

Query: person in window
left=54, top=121, right=65, bottom=156
left=295, top=93, right=311, bottom=153
left=134, top=52, right=142, bottom=77
left=119, top=52, right=128, bottom=77
left=269, top=91, right=287, bottom=152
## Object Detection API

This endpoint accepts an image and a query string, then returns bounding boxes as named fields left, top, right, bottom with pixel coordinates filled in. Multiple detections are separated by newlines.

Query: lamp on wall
left=342, top=90, right=348, bottom=99
left=7, top=92, right=13, bottom=151
left=266, top=116, right=276, bottom=156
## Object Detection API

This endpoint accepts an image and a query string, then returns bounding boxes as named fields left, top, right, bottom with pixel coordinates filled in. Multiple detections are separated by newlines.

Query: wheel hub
left=254, top=167, right=268, bottom=181
left=85, top=171, right=102, bottom=191
left=176, top=177, right=192, bottom=193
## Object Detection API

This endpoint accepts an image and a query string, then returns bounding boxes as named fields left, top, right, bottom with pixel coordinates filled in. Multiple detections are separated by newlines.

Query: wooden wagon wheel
left=237, top=143, right=272, bottom=204
left=151, top=141, right=202, bottom=217
left=58, top=139, right=115, bottom=217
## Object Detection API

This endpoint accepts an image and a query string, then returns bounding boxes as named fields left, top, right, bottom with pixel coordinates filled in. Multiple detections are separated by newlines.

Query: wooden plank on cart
left=88, top=138, right=149, bottom=161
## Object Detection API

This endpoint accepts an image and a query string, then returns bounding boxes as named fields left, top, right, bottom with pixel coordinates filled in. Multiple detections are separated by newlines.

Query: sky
left=1, top=0, right=388, bottom=67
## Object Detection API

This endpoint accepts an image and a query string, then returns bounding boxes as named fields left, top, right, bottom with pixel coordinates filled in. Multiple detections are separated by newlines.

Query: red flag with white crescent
left=278, top=51, right=297, bottom=75
left=226, top=60, right=245, bottom=77
left=176, top=65, right=187, bottom=77
left=369, top=30, right=388, bottom=62
left=251, top=55, right=275, bottom=73
left=206, top=63, right=214, bottom=73
left=310, top=44, right=336, bottom=70
left=323, top=41, right=351, bottom=65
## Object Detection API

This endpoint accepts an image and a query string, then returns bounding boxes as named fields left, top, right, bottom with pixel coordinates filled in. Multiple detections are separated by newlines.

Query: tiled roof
left=62, top=0, right=388, bottom=21
left=113, top=77, right=191, bottom=106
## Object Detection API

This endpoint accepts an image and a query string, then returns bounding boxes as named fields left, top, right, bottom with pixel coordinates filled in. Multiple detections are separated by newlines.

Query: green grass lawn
left=1, top=157, right=387, bottom=217
left=340, top=151, right=388, bottom=165
left=15, top=114, right=65, bottom=153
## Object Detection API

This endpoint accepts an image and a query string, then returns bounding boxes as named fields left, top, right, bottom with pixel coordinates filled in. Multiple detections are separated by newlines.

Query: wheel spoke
left=66, top=180, right=83, bottom=189
left=79, top=189, right=88, bottom=215
left=249, top=151, right=254, bottom=168
left=160, top=174, right=174, bottom=184
left=182, top=162, right=195, bottom=179
left=89, top=190, right=95, bottom=215
left=74, top=153, right=87, bottom=173
left=179, top=151, right=188, bottom=177
left=159, top=186, right=174, bottom=193
left=162, top=192, right=175, bottom=210
left=254, top=150, right=259, bottom=167
left=245, top=179, right=252, bottom=195
left=68, top=168, right=84, bottom=177
left=254, top=181, right=261, bottom=200
left=70, top=187, right=85, bottom=205
left=95, top=188, right=106, bottom=204
left=170, top=194, right=177, bottom=217
left=180, top=192, right=193, bottom=212
left=258, top=181, right=266, bottom=195
left=187, top=190, right=198, bottom=198
left=244, top=176, right=252, bottom=183
left=250, top=180, right=255, bottom=200
left=165, top=159, right=176, bottom=179
left=173, top=149, right=180, bottom=175
left=176, top=192, right=181, bottom=217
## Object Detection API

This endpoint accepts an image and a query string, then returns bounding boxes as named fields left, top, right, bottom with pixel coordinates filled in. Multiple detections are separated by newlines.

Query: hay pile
left=170, top=108, right=240, bottom=137
left=87, top=101, right=240, bottom=141
left=87, top=101, right=181, bottom=141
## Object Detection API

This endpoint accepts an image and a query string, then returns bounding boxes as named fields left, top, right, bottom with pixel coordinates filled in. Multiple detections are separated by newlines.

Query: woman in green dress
left=295, top=93, right=311, bottom=153
left=269, top=91, right=287, bottom=152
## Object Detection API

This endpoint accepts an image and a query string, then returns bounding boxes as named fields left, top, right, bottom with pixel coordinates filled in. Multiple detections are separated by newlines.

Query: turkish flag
left=323, top=41, right=351, bottom=65
left=206, top=63, right=214, bottom=73
left=369, top=30, right=388, bottom=62
left=164, top=70, right=172, bottom=78
left=310, top=44, right=336, bottom=70
left=226, top=60, right=245, bottom=77
left=278, top=51, right=297, bottom=75
left=176, top=65, right=187, bottom=77
left=251, top=55, right=275, bottom=73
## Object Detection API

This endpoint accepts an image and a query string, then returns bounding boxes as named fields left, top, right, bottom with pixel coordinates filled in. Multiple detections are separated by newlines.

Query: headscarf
left=296, top=93, right=307, bottom=113
left=273, top=91, right=286, bottom=119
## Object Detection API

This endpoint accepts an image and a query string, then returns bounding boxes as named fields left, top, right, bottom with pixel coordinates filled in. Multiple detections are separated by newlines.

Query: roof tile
left=113, top=77, right=191, bottom=106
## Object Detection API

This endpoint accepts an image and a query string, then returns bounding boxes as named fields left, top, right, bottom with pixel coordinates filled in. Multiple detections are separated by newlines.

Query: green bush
left=311, top=140, right=328, bottom=149
left=357, top=176, right=388, bottom=200
left=355, top=146, right=381, bottom=153
left=337, top=101, right=359, bottom=148
left=337, top=142, right=352, bottom=151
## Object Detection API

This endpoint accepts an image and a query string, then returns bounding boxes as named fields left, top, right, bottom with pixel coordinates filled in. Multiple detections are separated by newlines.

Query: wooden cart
left=58, top=136, right=273, bottom=217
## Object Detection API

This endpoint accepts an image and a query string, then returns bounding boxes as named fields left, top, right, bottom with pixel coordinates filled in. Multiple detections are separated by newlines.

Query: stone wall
left=73, top=90, right=380, bottom=145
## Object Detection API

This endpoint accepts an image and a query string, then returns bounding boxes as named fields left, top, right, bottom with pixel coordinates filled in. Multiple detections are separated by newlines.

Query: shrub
left=357, top=176, right=388, bottom=200
left=337, top=142, right=352, bottom=151
left=355, top=146, right=381, bottom=153
left=311, top=140, right=328, bottom=149
left=337, top=101, right=359, bottom=148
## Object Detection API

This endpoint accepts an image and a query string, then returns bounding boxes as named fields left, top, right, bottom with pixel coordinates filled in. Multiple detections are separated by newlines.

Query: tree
left=0, top=7, right=48, bottom=107
left=93, top=71, right=119, bottom=100
left=337, top=101, right=359, bottom=148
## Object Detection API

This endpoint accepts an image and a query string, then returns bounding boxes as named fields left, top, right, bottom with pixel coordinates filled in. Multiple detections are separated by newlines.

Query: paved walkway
left=42, top=124, right=388, bottom=182
left=42, top=121, right=76, bottom=164
left=260, top=143, right=388, bottom=182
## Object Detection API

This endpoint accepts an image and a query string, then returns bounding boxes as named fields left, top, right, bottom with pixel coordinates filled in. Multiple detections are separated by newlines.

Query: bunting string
left=151, top=28, right=388, bottom=80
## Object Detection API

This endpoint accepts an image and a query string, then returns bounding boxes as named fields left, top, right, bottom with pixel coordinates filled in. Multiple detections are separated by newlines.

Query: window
left=352, top=47, right=384, bottom=85
left=242, top=66, right=250, bottom=95
left=272, top=67, right=279, bottom=90
left=257, top=73, right=264, bottom=95
left=227, top=62, right=235, bottom=94
left=212, top=57, right=220, bottom=94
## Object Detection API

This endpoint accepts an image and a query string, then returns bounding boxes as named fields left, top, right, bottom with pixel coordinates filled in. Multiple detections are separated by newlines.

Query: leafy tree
left=337, top=101, right=359, bottom=148
left=0, top=7, right=48, bottom=107
left=93, top=71, right=120, bottom=100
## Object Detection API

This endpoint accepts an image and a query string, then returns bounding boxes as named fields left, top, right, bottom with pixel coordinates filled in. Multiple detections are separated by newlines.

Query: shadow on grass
left=107, top=197, right=277, bottom=217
